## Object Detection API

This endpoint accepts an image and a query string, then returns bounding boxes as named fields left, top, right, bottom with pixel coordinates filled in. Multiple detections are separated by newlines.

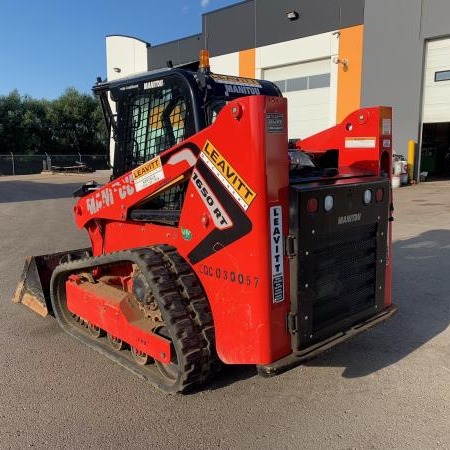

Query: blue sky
left=0, top=0, right=239, bottom=99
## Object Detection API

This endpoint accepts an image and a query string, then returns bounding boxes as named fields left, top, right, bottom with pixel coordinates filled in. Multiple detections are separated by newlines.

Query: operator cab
left=95, top=66, right=281, bottom=180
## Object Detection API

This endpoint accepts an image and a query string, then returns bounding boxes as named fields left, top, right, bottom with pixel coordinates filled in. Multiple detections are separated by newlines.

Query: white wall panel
left=210, top=52, right=239, bottom=75
left=256, top=32, right=339, bottom=139
left=264, top=59, right=332, bottom=139
left=422, top=37, right=450, bottom=123
left=106, top=36, right=149, bottom=81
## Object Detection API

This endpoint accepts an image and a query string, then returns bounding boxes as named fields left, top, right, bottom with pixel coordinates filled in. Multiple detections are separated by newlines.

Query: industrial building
left=105, top=0, right=450, bottom=178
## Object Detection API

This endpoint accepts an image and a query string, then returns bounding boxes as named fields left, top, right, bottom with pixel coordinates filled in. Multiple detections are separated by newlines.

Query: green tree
left=49, top=88, right=106, bottom=155
left=0, top=88, right=107, bottom=155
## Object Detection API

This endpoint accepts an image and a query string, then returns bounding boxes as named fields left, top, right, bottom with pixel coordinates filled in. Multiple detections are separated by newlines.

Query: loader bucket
left=13, top=248, right=91, bottom=317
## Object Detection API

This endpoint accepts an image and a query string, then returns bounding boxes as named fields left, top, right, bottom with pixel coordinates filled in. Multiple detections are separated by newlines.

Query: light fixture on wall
left=332, top=56, right=349, bottom=70
left=286, top=11, right=299, bottom=21
left=113, top=67, right=121, bottom=73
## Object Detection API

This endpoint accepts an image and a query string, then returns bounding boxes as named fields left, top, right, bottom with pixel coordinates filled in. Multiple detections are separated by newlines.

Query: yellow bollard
left=407, top=140, right=416, bottom=183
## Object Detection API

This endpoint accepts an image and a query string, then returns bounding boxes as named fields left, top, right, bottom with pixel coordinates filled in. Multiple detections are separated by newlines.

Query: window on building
left=286, top=77, right=308, bottom=92
left=272, top=73, right=330, bottom=93
left=435, top=70, right=450, bottom=82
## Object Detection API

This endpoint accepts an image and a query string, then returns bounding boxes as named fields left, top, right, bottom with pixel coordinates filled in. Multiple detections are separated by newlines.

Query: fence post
left=10, top=152, right=15, bottom=176
left=45, top=152, right=51, bottom=171
left=78, top=152, right=82, bottom=163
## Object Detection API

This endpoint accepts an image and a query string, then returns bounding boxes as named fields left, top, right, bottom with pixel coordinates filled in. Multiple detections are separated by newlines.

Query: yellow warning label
left=132, top=156, right=164, bottom=192
left=201, top=140, right=256, bottom=210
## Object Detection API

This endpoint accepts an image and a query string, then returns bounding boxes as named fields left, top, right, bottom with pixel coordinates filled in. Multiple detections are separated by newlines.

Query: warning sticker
left=267, top=113, right=284, bottom=133
left=201, top=140, right=256, bottom=210
left=132, top=156, right=165, bottom=192
left=270, top=206, right=284, bottom=303
left=382, top=118, right=392, bottom=136
left=345, top=137, right=376, bottom=149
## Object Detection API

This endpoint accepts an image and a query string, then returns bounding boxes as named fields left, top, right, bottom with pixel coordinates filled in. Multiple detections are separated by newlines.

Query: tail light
left=376, top=188, right=384, bottom=202
left=307, top=197, right=319, bottom=214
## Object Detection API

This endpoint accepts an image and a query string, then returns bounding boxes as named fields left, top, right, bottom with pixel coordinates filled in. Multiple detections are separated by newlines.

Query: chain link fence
left=0, top=153, right=109, bottom=176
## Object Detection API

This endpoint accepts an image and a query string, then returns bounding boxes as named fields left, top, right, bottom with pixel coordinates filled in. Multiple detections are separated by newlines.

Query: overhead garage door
left=263, top=59, right=331, bottom=140
left=422, top=38, right=450, bottom=123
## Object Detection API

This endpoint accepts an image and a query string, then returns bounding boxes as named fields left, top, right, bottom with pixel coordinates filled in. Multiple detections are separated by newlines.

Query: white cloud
left=181, top=5, right=189, bottom=14
left=200, top=0, right=210, bottom=9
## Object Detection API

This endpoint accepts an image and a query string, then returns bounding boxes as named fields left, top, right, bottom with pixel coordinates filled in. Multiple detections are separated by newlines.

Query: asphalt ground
left=0, top=172, right=449, bottom=449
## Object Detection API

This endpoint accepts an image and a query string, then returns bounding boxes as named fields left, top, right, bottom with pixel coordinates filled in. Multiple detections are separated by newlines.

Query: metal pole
left=10, top=152, right=15, bottom=176
left=78, top=152, right=82, bottom=163
left=407, top=140, right=416, bottom=183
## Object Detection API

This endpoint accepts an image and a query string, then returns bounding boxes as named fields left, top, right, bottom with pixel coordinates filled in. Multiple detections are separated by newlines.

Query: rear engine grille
left=311, top=224, right=377, bottom=332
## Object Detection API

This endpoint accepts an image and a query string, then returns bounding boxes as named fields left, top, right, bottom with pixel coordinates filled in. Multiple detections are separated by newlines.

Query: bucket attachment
left=13, top=248, right=91, bottom=317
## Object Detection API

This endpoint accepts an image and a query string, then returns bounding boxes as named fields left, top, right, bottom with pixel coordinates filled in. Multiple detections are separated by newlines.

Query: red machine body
left=70, top=96, right=394, bottom=366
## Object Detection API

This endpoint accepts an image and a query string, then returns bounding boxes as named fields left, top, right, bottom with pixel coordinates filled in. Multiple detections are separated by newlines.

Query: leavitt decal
left=200, top=140, right=256, bottom=210
left=132, top=156, right=165, bottom=192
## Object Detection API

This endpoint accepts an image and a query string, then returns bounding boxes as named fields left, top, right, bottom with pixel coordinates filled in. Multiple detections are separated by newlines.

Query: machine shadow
left=0, top=181, right=93, bottom=203
left=305, top=229, right=450, bottom=378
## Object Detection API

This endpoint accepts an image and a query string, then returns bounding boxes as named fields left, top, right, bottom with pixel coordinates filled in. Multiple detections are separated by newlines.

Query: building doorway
left=421, top=123, right=450, bottom=178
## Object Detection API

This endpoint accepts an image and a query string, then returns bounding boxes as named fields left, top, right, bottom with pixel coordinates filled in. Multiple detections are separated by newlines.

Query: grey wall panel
left=148, top=34, right=202, bottom=70
left=203, top=2, right=255, bottom=56
left=339, top=0, right=365, bottom=28
left=361, top=0, right=424, bottom=156
left=255, top=0, right=341, bottom=47
left=421, top=0, right=450, bottom=39
left=147, top=0, right=365, bottom=70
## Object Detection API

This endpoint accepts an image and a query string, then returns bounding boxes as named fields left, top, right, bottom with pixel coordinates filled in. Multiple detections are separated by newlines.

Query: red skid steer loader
left=14, top=52, right=397, bottom=393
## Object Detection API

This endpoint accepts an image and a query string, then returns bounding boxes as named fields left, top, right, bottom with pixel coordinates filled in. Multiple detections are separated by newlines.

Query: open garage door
left=421, top=38, right=450, bottom=178
left=263, top=59, right=331, bottom=140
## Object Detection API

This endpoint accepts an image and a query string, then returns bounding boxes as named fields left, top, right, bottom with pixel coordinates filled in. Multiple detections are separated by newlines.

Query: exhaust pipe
left=13, top=248, right=91, bottom=317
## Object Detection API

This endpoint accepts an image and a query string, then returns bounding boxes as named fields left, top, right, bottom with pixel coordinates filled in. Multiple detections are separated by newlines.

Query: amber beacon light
left=199, top=49, right=210, bottom=71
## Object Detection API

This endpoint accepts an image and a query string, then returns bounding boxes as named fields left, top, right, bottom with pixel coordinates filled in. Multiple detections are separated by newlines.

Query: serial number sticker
left=201, top=140, right=256, bottom=211
left=382, top=118, right=392, bottom=136
left=267, top=113, right=284, bottom=133
left=345, top=137, right=376, bottom=149
left=199, top=265, right=260, bottom=288
left=132, top=156, right=165, bottom=192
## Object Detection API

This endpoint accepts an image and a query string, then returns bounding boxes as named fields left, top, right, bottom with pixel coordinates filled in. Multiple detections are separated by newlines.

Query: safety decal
left=382, top=118, right=392, bottom=136
left=210, top=73, right=262, bottom=88
left=270, top=206, right=284, bottom=303
left=200, top=140, right=256, bottom=211
left=132, top=156, right=165, bottom=192
left=345, top=137, right=376, bottom=149
left=192, top=170, right=232, bottom=229
left=267, top=113, right=284, bottom=133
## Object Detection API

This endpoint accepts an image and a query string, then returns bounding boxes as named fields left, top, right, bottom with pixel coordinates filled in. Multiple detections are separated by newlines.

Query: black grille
left=311, top=224, right=377, bottom=332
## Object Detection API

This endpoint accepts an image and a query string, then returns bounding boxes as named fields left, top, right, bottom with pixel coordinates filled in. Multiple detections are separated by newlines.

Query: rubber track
left=50, top=246, right=218, bottom=393
left=153, top=245, right=221, bottom=382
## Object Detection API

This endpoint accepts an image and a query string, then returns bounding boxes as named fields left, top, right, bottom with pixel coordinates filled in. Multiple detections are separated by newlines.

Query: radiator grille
left=311, top=224, right=377, bottom=332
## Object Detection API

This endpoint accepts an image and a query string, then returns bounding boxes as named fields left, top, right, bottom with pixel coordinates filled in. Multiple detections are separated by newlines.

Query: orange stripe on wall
left=239, top=48, right=255, bottom=78
left=336, top=25, right=364, bottom=123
